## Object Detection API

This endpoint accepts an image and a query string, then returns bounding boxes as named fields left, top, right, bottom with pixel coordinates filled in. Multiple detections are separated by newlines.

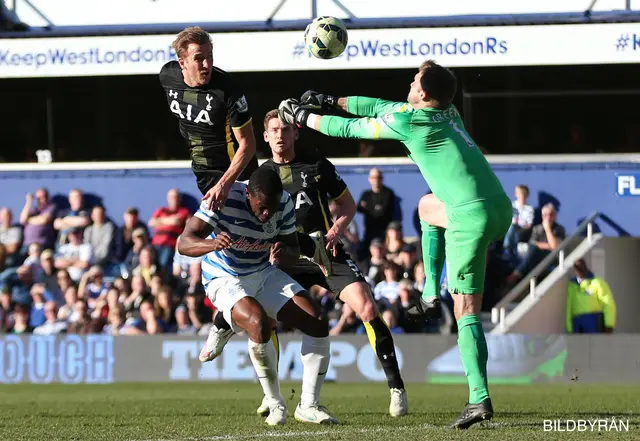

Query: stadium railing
left=490, top=211, right=603, bottom=331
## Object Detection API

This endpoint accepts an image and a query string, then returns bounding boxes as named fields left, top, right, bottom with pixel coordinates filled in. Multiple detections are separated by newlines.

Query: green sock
left=457, top=314, right=490, bottom=404
left=420, top=220, right=445, bottom=300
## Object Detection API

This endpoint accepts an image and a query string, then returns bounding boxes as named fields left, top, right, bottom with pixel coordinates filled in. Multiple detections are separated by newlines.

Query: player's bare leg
left=276, top=291, right=339, bottom=425
left=448, top=292, right=493, bottom=429
left=339, top=281, right=408, bottom=417
left=230, top=297, right=286, bottom=426
left=408, top=193, right=447, bottom=321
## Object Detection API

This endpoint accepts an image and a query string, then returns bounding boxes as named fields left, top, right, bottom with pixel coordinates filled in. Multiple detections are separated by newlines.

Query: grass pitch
left=0, top=383, right=638, bottom=440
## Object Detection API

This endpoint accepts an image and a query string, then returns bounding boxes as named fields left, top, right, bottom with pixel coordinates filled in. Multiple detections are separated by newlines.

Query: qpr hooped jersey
left=194, top=182, right=296, bottom=284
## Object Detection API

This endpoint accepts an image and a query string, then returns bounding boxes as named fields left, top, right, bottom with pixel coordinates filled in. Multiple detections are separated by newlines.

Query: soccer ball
left=304, top=16, right=348, bottom=60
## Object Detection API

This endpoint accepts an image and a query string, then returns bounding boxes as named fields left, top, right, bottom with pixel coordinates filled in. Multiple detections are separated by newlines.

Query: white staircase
left=490, top=212, right=603, bottom=335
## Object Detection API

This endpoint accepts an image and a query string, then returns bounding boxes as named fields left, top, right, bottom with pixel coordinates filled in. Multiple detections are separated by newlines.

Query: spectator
left=384, top=222, right=405, bottom=262
left=29, top=283, right=48, bottom=328
left=373, top=261, right=403, bottom=307
left=506, top=203, right=566, bottom=285
left=22, top=242, right=43, bottom=280
left=503, top=185, right=535, bottom=261
left=0, top=208, right=23, bottom=267
left=154, top=286, right=175, bottom=327
left=83, top=205, right=115, bottom=267
left=381, top=309, right=405, bottom=334
left=123, top=275, right=150, bottom=312
left=567, top=259, right=617, bottom=334
left=33, top=301, right=68, bottom=335
left=139, top=299, right=165, bottom=334
left=363, top=238, right=386, bottom=287
left=102, top=304, right=125, bottom=335
left=78, top=266, right=109, bottom=311
left=357, top=168, right=398, bottom=256
left=125, top=227, right=149, bottom=270
left=54, top=227, right=93, bottom=282
left=175, top=304, right=197, bottom=335
left=58, top=285, right=79, bottom=322
left=20, top=188, right=57, bottom=251
left=390, top=279, right=424, bottom=333
left=115, top=207, right=149, bottom=263
left=56, top=269, right=74, bottom=299
left=9, top=303, right=32, bottom=334
left=37, top=249, right=58, bottom=296
left=53, top=189, right=90, bottom=245
left=329, top=302, right=364, bottom=335
left=4, top=265, right=36, bottom=306
left=396, top=243, right=417, bottom=280
left=148, top=189, right=190, bottom=273
left=67, top=300, right=93, bottom=334
left=133, top=245, right=159, bottom=284
left=177, top=261, right=205, bottom=299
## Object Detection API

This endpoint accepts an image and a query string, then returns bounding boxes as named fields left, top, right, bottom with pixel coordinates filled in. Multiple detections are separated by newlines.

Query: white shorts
left=205, top=265, right=304, bottom=333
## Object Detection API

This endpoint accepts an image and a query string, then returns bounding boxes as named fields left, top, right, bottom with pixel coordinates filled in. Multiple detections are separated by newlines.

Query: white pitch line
left=134, top=423, right=438, bottom=441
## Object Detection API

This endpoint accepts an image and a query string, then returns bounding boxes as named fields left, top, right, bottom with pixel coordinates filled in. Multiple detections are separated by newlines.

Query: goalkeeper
left=278, top=60, right=511, bottom=430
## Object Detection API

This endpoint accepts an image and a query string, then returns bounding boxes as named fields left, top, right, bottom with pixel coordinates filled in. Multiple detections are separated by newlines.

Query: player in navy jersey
left=160, top=26, right=257, bottom=211
left=178, top=168, right=337, bottom=426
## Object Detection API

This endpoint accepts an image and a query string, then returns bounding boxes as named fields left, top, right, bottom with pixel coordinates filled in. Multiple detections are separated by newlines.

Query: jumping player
left=160, top=26, right=257, bottom=211
left=177, top=168, right=331, bottom=426
left=201, top=110, right=408, bottom=421
left=277, top=60, right=512, bottom=429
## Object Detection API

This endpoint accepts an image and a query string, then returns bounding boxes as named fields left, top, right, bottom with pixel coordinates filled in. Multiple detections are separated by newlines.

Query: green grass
left=0, top=383, right=639, bottom=440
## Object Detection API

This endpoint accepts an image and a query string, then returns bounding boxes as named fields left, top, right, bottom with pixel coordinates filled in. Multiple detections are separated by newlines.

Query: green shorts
left=445, top=195, right=512, bottom=294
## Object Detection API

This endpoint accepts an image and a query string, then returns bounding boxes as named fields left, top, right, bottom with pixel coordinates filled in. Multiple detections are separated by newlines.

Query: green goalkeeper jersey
left=319, top=96, right=507, bottom=208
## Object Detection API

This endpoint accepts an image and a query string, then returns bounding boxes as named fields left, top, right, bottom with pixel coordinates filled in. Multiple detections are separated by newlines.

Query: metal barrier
left=491, top=211, right=601, bottom=328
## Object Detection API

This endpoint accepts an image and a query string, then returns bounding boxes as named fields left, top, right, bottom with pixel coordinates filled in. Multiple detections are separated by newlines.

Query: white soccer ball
left=304, top=16, right=348, bottom=60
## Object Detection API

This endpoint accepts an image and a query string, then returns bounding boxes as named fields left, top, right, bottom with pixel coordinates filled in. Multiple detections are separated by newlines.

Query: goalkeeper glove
left=278, top=98, right=311, bottom=128
left=300, top=90, right=338, bottom=111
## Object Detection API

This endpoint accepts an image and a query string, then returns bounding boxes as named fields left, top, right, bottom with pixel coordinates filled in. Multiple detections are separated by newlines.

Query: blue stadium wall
left=1, top=160, right=639, bottom=238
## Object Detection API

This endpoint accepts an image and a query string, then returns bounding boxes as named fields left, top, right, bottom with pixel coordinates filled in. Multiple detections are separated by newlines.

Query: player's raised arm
left=203, top=86, right=257, bottom=211
left=300, top=90, right=411, bottom=118
left=279, top=99, right=410, bottom=142
left=177, top=215, right=231, bottom=257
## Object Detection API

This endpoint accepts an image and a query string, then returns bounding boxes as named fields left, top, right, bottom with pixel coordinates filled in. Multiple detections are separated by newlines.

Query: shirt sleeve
left=346, top=96, right=413, bottom=118
left=529, top=226, right=543, bottom=244
left=193, top=201, right=219, bottom=228
left=318, top=158, right=348, bottom=200
left=80, top=244, right=93, bottom=262
left=226, top=76, right=252, bottom=129
left=596, top=278, right=617, bottom=329
left=319, top=112, right=411, bottom=142
left=278, top=195, right=297, bottom=236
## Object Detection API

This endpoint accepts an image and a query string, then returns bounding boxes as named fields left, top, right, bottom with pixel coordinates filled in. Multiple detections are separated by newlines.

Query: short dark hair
left=173, top=26, right=212, bottom=58
left=263, top=109, right=280, bottom=130
left=419, top=60, right=457, bottom=109
left=248, top=168, right=283, bottom=205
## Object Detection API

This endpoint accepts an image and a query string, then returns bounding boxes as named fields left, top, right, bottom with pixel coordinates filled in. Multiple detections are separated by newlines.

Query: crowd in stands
left=0, top=171, right=570, bottom=337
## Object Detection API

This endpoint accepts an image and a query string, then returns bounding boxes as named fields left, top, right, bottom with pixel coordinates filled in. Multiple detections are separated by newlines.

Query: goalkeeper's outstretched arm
left=340, top=96, right=413, bottom=118
left=306, top=112, right=409, bottom=142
